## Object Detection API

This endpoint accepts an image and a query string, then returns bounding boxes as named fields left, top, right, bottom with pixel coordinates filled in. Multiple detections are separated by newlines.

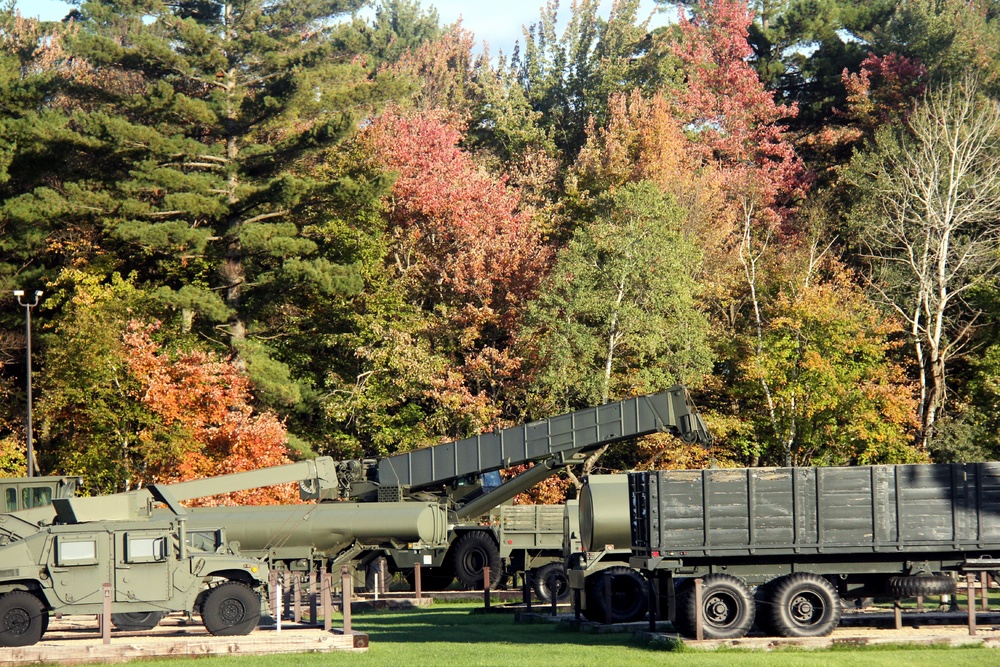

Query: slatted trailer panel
left=630, top=463, right=1000, bottom=558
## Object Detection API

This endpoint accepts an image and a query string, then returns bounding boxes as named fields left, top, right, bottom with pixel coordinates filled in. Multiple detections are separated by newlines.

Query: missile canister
left=182, top=501, right=448, bottom=553
left=579, top=475, right=630, bottom=552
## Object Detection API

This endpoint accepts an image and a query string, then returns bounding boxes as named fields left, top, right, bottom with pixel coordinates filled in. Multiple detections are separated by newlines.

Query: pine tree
left=0, top=1, right=402, bottom=440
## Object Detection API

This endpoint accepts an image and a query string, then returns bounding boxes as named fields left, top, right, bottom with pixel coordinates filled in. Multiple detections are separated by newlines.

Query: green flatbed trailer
left=625, top=463, right=1000, bottom=639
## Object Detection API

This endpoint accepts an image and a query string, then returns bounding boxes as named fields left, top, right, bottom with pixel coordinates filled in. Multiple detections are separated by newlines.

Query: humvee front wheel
left=0, top=591, right=46, bottom=647
left=201, top=582, right=260, bottom=636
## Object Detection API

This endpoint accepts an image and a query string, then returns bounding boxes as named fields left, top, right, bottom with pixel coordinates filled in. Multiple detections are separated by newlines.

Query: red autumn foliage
left=363, top=107, right=551, bottom=318
left=671, top=0, right=808, bottom=227
left=362, top=108, right=554, bottom=431
left=843, top=52, right=928, bottom=130
left=122, top=321, right=298, bottom=506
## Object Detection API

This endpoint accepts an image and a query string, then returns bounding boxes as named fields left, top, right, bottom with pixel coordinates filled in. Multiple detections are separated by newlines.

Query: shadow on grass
left=346, top=604, right=655, bottom=649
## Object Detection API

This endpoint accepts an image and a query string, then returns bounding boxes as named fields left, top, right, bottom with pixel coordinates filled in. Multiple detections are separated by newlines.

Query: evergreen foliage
left=5, top=0, right=1000, bottom=486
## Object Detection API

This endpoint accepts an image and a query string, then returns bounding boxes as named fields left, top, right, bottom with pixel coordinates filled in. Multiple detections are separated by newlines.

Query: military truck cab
left=1, top=476, right=81, bottom=513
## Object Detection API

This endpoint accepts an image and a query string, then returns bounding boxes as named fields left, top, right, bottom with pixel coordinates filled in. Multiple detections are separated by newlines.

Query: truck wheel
left=0, top=591, right=46, bottom=647
left=675, top=574, right=754, bottom=639
left=111, top=611, right=166, bottom=631
left=533, top=562, right=570, bottom=603
left=583, top=566, right=648, bottom=624
left=767, top=573, right=841, bottom=638
left=451, top=531, right=502, bottom=589
left=885, top=575, right=956, bottom=598
left=201, top=582, right=260, bottom=636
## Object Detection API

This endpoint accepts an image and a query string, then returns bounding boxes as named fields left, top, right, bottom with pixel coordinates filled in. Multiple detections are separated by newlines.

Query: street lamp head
left=33, top=290, right=43, bottom=298
left=13, top=290, right=24, bottom=297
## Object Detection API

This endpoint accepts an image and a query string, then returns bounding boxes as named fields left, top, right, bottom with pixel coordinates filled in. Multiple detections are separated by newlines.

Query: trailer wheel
left=767, top=573, right=841, bottom=638
left=884, top=575, right=956, bottom=598
left=533, top=562, right=570, bottom=603
left=582, top=566, right=648, bottom=624
left=201, top=582, right=260, bottom=636
left=111, top=611, right=166, bottom=632
left=452, top=531, right=502, bottom=589
left=0, top=591, right=46, bottom=647
left=675, top=574, right=754, bottom=639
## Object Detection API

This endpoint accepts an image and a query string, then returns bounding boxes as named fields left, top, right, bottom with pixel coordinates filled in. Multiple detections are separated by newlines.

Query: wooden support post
left=483, top=566, right=491, bottom=610
left=523, top=570, right=532, bottom=611
left=968, top=573, right=977, bottom=636
left=894, top=599, right=902, bottom=630
left=322, top=571, right=333, bottom=633
left=573, top=586, right=581, bottom=622
left=379, top=557, right=388, bottom=596
left=414, top=562, right=422, bottom=601
left=341, top=565, right=352, bottom=635
left=693, top=578, right=704, bottom=641
left=293, top=574, right=302, bottom=623
left=982, top=571, right=990, bottom=611
left=101, top=583, right=112, bottom=645
left=309, top=569, right=318, bottom=626
left=916, top=595, right=923, bottom=613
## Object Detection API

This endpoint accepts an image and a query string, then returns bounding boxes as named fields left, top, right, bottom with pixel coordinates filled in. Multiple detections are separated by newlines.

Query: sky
left=18, top=0, right=671, bottom=54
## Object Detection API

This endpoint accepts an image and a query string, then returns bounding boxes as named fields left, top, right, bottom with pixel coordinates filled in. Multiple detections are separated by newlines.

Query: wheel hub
left=3, top=608, right=30, bottom=636
left=705, top=594, right=737, bottom=625
left=218, top=598, right=246, bottom=625
left=790, top=593, right=822, bottom=624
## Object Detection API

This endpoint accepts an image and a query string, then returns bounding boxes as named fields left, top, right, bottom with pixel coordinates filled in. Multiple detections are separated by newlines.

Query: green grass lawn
left=130, top=602, right=1000, bottom=667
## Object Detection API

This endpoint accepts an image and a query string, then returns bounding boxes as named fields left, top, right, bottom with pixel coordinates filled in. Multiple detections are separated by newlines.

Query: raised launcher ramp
left=375, top=385, right=711, bottom=494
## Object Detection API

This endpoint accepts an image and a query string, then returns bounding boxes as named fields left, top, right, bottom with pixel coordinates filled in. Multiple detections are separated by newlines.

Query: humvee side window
left=57, top=538, right=98, bottom=566
left=186, top=530, right=223, bottom=552
left=5, top=488, right=16, bottom=512
left=125, top=534, right=167, bottom=563
left=22, top=486, right=53, bottom=509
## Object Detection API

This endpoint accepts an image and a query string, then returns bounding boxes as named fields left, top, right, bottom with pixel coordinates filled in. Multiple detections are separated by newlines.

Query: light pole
left=13, top=289, right=42, bottom=477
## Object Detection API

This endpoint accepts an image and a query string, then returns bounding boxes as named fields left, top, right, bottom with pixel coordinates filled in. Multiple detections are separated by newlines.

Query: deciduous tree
left=37, top=270, right=293, bottom=500
left=847, top=76, right=1000, bottom=449
left=733, top=260, right=922, bottom=465
left=331, top=107, right=551, bottom=450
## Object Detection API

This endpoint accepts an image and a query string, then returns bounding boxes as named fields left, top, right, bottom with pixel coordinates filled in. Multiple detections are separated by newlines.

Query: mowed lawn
left=134, top=603, right=999, bottom=667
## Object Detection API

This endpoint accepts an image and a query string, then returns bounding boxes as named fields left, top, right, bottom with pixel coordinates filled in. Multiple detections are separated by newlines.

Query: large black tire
left=582, top=566, right=648, bottom=624
left=200, top=582, right=260, bottom=636
left=766, top=573, right=841, bottom=638
left=365, top=556, right=390, bottom=593
left=451, top=531, right=502, bottom=590
left=675, top=574, right=755, bottom=639
left=0, top=591, right=46, bottom=647
left=533, top=562, right=570, bottom=604
left=111, top=611, right=166, bottom=632
left=884, top=575, right=956, bottom=598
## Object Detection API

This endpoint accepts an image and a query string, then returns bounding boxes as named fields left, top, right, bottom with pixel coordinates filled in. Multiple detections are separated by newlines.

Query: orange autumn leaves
left=122, top=322, right=297, bottom=505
